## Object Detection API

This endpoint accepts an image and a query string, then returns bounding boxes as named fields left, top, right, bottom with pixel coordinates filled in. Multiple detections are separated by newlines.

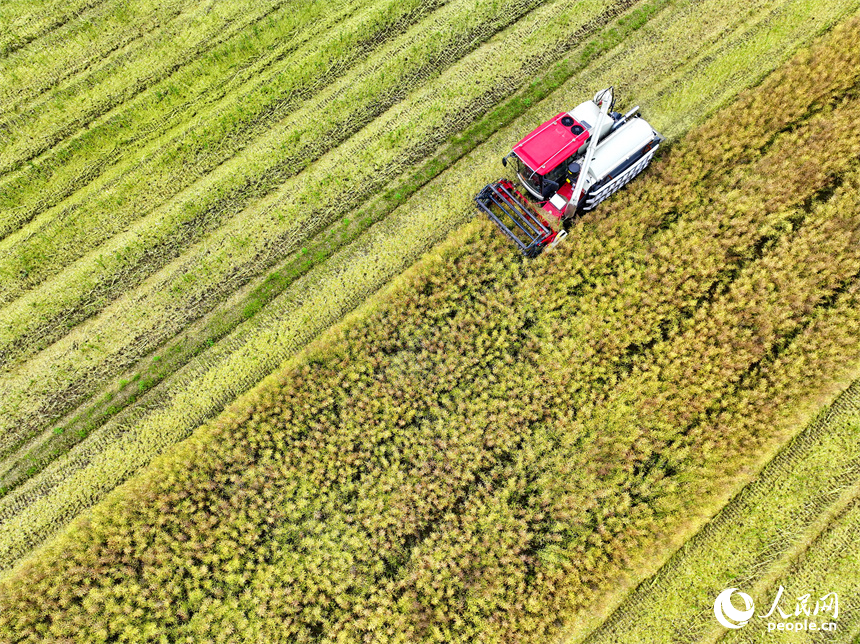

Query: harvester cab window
left=516, top=157, right=542, bottom=197
left=544, top=162, right=567, bottom=187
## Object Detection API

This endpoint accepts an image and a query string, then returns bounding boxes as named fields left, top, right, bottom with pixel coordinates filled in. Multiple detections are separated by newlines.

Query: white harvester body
left=475, top=87, right=663, bottom=257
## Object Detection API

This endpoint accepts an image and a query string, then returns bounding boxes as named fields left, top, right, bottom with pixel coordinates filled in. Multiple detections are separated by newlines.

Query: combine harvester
left=475, top=87, right=663, bottom=257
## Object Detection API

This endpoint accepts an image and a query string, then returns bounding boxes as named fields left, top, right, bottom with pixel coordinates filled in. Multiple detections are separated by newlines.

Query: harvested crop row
left=1, top=15, right=859, bottom=641
left=0, top=0, right=613, bottom=452
left=0, top=0, right=192, bottom=111
left=0, top=0, right=853, bottom=573
left=0, top=0, right=386, bottom=240
left=0, top=0, right=107, bottom=58
left=0, top=0, right=288, bottom=175
left=720, top=497, right=860, bottom=644
left=578, top=381, right=860, bottom=644
left=0, top=0, right=516, bottom=310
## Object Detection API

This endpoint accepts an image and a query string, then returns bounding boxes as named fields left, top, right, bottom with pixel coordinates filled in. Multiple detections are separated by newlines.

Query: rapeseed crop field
left=1, top=0, right=859, bottom=642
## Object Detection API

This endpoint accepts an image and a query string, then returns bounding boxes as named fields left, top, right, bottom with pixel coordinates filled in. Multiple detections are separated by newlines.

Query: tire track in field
left=717, top=493, right=860, bottom=644
left=0, top=0, right=287, bottom=176
left=0, top=0, right=189, bottom=113
left=0, top=0, right=383, bottom=240
left=578, top=380, right=860, bottom=644
left=0, top=0, right=109, bottom=59
left=0, top=0, right=551, bottom=368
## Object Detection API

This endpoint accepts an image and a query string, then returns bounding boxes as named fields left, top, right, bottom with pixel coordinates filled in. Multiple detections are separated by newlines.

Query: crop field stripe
left=0, top=0, right=384, bottom=238
left=0, top=0, right=109, bottom=59
left=0, top=0, right=199, bottom=132
left=0, top=2, right=856, bottom=596
left=0, top=0, right=433, bottom=243
left=0, top=0, right=196, bottom=115
left=718, top=494, right=860, bottom=644
left=0, top=0, right=800, bottom=374
left=0, top=0, right=499, bottom=307
left=0, top=0, right=615, bottom=456
left=0, top=0, right=672, bottom=499
left=0, top=0, right=292, bottom=175
left=574, top=381, right=860, bottom=644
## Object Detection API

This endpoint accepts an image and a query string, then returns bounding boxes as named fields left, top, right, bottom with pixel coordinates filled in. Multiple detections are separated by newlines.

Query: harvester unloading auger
left=475, top=87, right=663, bottom=257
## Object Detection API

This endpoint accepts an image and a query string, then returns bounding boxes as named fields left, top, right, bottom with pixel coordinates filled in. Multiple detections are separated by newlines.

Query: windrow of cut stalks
left=0, top=0, right=440, bottom=243
left=0, top=0, right=200, bottom=113
left=1, top=16, right=859, bottom=643
left=0, top=0, right=442, bottom=262
left=0, top=0, right=109, bottom=58
left=0, top=0, right=612, bottom=456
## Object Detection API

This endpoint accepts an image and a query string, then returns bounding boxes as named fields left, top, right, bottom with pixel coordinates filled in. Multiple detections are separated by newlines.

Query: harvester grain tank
left=475, top=87, right=663, bottom=257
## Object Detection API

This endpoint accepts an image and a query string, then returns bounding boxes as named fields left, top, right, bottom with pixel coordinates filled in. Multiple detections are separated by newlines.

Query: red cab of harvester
left=475, top=87, right=663, bottom=257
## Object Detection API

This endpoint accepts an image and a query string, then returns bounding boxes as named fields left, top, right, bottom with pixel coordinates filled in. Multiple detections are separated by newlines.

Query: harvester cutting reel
left=474, top=180, right=565, bottom=258
left=475, top=87, right=663, bottom=257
